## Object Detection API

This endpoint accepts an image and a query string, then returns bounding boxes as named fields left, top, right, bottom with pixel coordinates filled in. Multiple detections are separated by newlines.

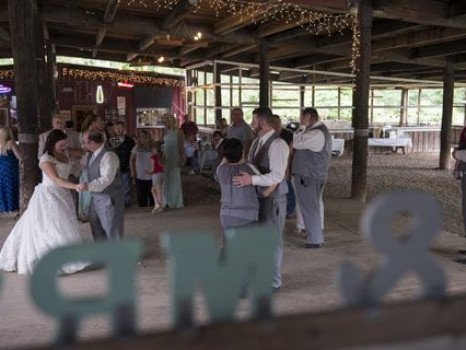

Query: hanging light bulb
left=96, top=85, right=104, bottom=104
left=158, top=56, right=165, bottom=63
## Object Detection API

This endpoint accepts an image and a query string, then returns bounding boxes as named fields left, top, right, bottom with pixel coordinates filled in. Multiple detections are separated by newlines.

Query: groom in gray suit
left=79, top=129, right=124, bottom=240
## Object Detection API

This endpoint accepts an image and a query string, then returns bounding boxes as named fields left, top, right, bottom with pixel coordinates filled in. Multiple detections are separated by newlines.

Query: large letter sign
left=30, top=241, right=141, bottom=345
left=162, top=225, right=277, bottom=328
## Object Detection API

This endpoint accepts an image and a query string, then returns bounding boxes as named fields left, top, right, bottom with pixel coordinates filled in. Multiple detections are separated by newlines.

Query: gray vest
left=88, top=147, right=123, bottom=196
left=291, top=123, right=332, bottom=181
left=249, top=133, right=288, bottom=198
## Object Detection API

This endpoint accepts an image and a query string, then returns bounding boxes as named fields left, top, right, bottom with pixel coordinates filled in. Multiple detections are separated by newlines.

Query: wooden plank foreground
left=34, top=294, right=466, bottom=350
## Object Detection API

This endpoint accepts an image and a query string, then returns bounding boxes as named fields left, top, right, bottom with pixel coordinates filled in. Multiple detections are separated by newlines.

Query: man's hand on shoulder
left=232, top=171, right=252, bottom=187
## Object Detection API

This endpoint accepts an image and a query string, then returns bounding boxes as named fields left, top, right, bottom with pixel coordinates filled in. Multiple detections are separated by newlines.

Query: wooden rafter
left=214, top=7, right=267, bottom=36
left=410, top=38, right=466, bottom=59
left=104, top=0, right=120, bottom=24
left=372, top=0, right=466, bottom=29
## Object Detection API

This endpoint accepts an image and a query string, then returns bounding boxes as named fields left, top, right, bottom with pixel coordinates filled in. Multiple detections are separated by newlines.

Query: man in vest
left=292, top=107, right=332, bottom=248
left=233, top=107, right=289, bottom=291
left=79, top=129, right=124, bottom=240
left=110, top=121, right=135, bottom=208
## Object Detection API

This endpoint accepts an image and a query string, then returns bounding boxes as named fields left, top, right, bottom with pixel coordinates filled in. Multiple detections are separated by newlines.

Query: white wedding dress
left=0, top=153, right=88, bottom=275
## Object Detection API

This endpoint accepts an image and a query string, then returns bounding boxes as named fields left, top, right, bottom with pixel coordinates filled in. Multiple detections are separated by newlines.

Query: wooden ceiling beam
left=316, top=22, right=426, bottom=49
left=257, top=22, right=301, bottom=39
left=126, top=52, right=138, bottom=62
left=221, top=45, right=256, bottom=58
left=56, top=46, right=127, bottom=62
left=286, top=0, right=349, bottom=11
left=162, top=0, right=197, bottom=31
left=41, top=6, right=164, bottom=36
left=291, top=54, right=344, bottom=68
left=93, top=0, right=121, bottom=58
left=0, top=25, right=10, bottom=42
left=447, top=0, right=466, bottom=17
left=95, top=27, right=107, bottom=47
left=179, top=42, right=208, bottom=56
left=410, top=38, right=466, bottom=59
left=372, top=0, right=466, bottom=29
left=42, top=7, right=256, bottom=48
left=50, top=34, right=207, bottom=61
left=214, top=7, right=267, bottom=36
left=104, top=0, right=120, bottom=25
left=372, top=27, right=466, bottom=52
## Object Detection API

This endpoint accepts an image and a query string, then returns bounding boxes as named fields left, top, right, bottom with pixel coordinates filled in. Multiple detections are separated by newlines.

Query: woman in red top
left=148, top=142, right=164, bottom=213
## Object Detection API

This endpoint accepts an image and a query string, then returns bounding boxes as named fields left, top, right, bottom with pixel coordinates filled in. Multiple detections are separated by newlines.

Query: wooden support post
left=186, top=69, right=194, bottom=123
left=299, top=82, right=305, bottom=110
left=203, top=69, right=207, bottom=125
left=439, top=61, right=454, bottom=170
left=370, top=88, right=374, bottom=126
left=259, top=41, right=269, bottom=107
left=214, top=62, right=222, bottom=128
left=229, top=74, right=233, bottom=119
left=463, top=90, right=466, bottom=126
left=417, top=88, right=422, bottom=125
left=46, top=43, right=57, bottom=116
left=400, top=88, right=408, bottom=126
left=337, top=87, right=342, bottom=120
left=35, top=15, right=50, bottom=132
left=9, top=0, right=40, bottom=212
left=351, top=0, right=372, bottom=202
left=312, top=85, right=315, bottom=106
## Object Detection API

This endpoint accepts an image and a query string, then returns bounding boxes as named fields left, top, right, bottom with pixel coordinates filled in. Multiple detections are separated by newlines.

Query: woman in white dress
left=0, top=130, right=88, bottom=275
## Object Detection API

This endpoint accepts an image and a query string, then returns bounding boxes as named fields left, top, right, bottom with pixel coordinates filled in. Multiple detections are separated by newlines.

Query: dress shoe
left=302, top=243, right=324, bottom=249
left=273, top=286, right=281, bottom=293
left=455, top=258, right=466, bottom=265
left=459, top=250, right=466, bottom=255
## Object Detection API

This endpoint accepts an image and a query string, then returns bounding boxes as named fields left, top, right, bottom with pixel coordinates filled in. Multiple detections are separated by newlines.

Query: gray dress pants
left=89, top=191, right=125, bottom=241
left=258, top=195, right=287, bottom=289
left=293, top=174, right=325, bottom=245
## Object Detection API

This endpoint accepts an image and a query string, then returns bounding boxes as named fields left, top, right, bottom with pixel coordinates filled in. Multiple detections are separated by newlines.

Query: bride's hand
left=76, top=183, right=88, bottom=192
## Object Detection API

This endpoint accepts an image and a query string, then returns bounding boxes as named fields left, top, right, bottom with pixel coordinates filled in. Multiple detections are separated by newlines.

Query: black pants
left=136, top=179, right=154, bottom=207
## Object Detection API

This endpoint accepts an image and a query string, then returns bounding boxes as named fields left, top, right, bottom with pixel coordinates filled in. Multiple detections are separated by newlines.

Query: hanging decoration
left=0, top=70, right=14, bottom=80
left=122, top=0, right=359, bottom=72
left=62, top=68, right=185, bottom=88
left=96, top=85, right=105, bottom=104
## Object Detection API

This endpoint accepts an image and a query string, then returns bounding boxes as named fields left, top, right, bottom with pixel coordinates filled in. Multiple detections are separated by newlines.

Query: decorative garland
left=0, top=70, right=14, bottom=80
left=62, top=68, right=185, bottom=88
left=122, top=0, right=359, bottom=72
left=0, top=68, right=186, bottom=89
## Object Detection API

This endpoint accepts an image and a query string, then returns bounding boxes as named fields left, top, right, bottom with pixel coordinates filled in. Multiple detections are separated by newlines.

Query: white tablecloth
left=368, top=138, right=412, bottom=148
left=332, top=139, right=345, bottom=156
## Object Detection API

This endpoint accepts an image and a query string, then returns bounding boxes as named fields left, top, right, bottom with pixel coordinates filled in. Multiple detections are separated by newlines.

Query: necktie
left=89, top=152, right=96, bottom=164
left=255, top=139, right=264, bottom=157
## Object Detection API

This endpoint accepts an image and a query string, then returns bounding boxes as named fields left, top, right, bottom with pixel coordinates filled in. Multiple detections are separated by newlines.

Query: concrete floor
left=1, top=175, right=466, bottom=349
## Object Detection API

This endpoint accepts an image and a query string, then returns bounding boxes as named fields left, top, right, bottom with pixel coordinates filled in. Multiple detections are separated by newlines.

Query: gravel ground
left=325, top=153, right=463, bottom=236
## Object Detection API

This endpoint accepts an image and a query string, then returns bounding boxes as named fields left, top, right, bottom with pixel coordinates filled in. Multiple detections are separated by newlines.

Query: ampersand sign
left=338, top=191, right=446, bottom=307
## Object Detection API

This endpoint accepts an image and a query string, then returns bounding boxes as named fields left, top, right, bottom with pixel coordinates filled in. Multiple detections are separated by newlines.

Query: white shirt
left=88, top=144, right=120, bottom=192
left=454, top=149, right=466, bottom=162
left=293, top=121, right=326, bottom=152
left=250, top=129, right=290, bottom=187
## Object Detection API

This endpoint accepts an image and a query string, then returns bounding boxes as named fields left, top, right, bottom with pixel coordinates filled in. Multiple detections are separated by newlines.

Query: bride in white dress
left=0, top=129, right=88, bottom=275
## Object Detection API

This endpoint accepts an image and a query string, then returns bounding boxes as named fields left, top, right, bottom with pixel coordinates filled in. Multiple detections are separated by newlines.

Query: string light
left=193, top=31, right=202, bottom=41
left=158, top=56, right=165, bottom=63
left=121, top=0, right=359, bottom=73
left=61, top=68, right=185, bottom=88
